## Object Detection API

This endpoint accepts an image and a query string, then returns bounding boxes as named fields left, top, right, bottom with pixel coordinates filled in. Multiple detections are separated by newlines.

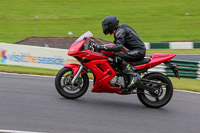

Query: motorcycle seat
left=130, top=57, right=150, bottom=66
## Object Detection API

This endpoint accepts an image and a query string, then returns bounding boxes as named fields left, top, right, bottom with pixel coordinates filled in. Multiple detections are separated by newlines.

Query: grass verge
left=169, top=77, right=200, bottom=92
left=0, top=64, right=199, bottom=92
left=0, top=64, right=59, bottom=76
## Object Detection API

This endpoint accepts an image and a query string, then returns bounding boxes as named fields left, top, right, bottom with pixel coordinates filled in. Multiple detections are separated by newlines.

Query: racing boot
left=123, top=64, right=141, bottom=89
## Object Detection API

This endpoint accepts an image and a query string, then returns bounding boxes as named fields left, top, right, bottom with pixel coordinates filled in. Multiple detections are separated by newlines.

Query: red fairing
left=82, top=59, right=122, bottom=94
left=64, top=36, right=122, bottom=93
left=134, top=54, right=176, bottom=69
left=77, top=50, right=108, bottom=60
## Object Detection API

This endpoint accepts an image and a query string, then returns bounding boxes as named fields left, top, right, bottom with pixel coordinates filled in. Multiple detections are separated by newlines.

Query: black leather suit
left=102, top=24, right=146, bottom=70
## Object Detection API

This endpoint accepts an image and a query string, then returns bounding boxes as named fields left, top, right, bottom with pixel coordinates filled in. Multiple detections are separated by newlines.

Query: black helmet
left=102, top=16, right=119, bottom=35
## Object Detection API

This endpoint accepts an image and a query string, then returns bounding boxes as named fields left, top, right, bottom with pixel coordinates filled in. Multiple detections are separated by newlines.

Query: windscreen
left=72, top=31, right=93, bottom=44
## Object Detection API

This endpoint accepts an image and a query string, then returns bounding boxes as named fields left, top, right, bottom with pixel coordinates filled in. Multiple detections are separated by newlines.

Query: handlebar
left=88, top=40, right=111, bottom=57
left=88, top=39, right=100, bottom=52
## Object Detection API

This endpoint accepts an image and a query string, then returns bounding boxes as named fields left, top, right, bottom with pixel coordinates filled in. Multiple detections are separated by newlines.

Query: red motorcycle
left=55, top=31, right=180, bottom=108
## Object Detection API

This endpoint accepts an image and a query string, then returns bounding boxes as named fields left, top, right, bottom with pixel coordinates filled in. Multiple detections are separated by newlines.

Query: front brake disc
left=63, top=74, right=82, bottom=91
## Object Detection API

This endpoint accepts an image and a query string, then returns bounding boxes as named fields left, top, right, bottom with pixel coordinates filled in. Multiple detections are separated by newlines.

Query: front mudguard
left=63, top=64, right=87, bottom=75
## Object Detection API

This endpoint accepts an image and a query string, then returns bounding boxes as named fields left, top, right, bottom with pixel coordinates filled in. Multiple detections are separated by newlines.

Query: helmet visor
left=102, top=24, right=109, bottom=35
left=102, top=24, right=109, bottom=30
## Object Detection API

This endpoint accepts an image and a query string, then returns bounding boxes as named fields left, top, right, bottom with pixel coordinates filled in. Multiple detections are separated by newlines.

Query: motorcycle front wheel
left=137, top=72, right=173, bottom=108
left=55, top=67, right=89, bottom=99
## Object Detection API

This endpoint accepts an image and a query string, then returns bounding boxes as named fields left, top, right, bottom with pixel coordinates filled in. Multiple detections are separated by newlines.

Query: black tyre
left=137, top=72, right=173, bottom=108
left=55, top=67, right=89, bottom=99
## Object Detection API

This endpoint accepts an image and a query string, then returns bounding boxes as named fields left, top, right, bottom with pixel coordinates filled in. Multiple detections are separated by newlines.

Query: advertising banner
left=0, top=43, right=78, bottom=69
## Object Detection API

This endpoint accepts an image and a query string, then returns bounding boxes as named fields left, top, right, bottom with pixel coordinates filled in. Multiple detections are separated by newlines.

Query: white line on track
left=0, top=72, right=54, bottom=78
left=0, top=129, right=44, bottom=133
left=0, top=72, right=199, bottom=95
left=174, top=89, right=200, bottom=95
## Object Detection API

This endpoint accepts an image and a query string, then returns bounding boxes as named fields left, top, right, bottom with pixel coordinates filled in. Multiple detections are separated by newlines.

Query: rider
left=95, top=16, right=146, bottom=89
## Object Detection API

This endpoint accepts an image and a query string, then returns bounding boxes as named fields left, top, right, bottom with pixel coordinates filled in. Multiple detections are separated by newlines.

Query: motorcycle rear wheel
left=137, top=72, right=173, bottom=108
left=55, top=67, right=89, bottom=99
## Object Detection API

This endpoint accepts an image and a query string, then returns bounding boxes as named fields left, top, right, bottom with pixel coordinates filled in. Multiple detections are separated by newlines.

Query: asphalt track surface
left=0, top=73, right=200, bottom=133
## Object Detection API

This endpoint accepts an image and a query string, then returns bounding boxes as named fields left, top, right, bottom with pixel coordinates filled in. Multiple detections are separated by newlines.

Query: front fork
left=71, top=64, right=84, bottom=85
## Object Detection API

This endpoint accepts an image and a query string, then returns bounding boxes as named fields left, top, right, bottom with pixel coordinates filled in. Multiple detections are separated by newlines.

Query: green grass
left=0, top=64, right=199, bottom=92
left=0, top=64, right=59, bottom=76
left=0, top=0, right=200, bottom=43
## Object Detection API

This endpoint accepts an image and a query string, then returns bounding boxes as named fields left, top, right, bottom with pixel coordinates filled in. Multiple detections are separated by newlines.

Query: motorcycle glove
left=94, top=44, right=107, bottom=51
